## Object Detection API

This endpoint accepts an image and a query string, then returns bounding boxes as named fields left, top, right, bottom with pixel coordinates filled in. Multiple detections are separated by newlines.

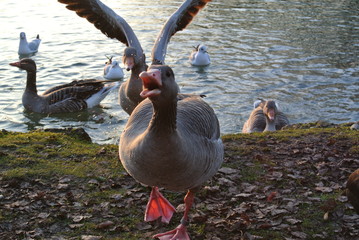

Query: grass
left=0, top=130, right=120, bottom=180
left=0, top=124, right=358, bottom=239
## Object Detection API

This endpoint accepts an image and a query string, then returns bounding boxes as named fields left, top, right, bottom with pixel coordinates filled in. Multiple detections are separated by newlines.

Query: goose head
left=10, top=58, right=36, bottom=73
left=139, top=65, right=178, bottom=103
left=261, top=100, right=278, bottom=122
left=123, top=47, right=139, bottom=71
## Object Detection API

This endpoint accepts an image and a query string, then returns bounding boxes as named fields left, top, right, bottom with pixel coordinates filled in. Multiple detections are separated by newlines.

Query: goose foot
left=145, top=186, right=176, bottom=224
left=153, top=189, right=195, bottom=240
left=153, top=224, right=190, bottom=240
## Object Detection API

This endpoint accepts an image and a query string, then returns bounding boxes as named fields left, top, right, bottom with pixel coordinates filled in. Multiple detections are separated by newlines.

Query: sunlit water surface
left=0, top=0, right=358, bottom=144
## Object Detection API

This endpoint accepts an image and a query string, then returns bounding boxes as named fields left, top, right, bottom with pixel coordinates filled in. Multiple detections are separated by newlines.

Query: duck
left=58, top=0, right=211, bottom=115
left=18, top=32, right=41, bottom=56
left=119, top=65, right=223, bottom=239
left=103, top=56, right=124, bottom=80
left=189, top=44, right=210, bottom=66
left=9, top=58, right=119, bottom=114
left=242, top=99, right=289, bottom=133
left=346, top=168, right=359, bottom=214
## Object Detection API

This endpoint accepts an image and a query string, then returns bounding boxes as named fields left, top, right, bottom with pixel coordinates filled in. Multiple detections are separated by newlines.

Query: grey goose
left=10, top=58, right=118, bottom=114
left=119, top=65, right=223, bottom=239
left=242, top=99, right=289, bottom=133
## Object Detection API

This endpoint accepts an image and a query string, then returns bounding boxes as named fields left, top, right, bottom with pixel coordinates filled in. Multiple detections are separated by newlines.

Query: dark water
left=0, top=0, right=358, bottom=144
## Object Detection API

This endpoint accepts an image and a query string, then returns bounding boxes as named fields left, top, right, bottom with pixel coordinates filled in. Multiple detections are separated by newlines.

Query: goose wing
left=242, top=108, right=266, bottom=133
left=47, top=97, right=88, bottom=113
left=43, top=79, right=111, bottom=104
left=42, top=79, right=113, bottom=95
left=275, top=112, right=289, bottom=130
left=151, top=0, right=212, bottom=65
left=58, top=0, right=143, bottom=57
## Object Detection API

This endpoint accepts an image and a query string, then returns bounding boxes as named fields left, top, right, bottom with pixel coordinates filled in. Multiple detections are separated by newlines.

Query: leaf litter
left=0, top=123, right=358, bottom=239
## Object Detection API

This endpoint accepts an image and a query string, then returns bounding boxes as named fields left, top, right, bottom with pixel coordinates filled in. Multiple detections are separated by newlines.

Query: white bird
left=189, top=44, right=210, bottom=66
left=103, top=56, right=124, bottom=80
left=18, top=32, right=41, bottom=56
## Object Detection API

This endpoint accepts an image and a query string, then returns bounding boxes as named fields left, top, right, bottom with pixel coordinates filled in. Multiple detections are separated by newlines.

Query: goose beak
left=268, top=109, right=275, bottom=121
left=9, top=61, right=20, bottom=67
left=139, top=69, right=162, bottom=98
left=124, top=57, right=134, bottom=71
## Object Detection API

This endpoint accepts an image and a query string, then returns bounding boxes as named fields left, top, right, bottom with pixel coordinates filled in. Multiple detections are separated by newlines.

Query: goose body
left=346, top=168, right=359, bottom=214
left=242, top=99, right=289, bottom=133
left=190, top=44, right=210, bottom=66
left=104, top=58, right=124, bottom=80
left=58, top=0, right=211, bottom=115
left=10, top=58, right=119, bottom=114
left=18, top=32, right=41, bottom=56
left=119, top=65, right=223, bottom=238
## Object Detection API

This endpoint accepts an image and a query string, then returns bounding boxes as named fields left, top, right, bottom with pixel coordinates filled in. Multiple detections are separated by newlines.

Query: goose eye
left=166, top=71, right=171, bottom=77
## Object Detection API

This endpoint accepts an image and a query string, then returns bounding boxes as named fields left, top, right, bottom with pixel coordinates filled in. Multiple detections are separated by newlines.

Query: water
left=0, top=0, right=358, bottom=144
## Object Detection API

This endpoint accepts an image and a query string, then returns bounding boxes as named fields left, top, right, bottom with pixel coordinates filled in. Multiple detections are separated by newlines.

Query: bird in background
left=10, top=58, right=119, bottom=114
left=242, top=99, right=289, bottom=133
left=189, top=44, right=210, bottom=66
left=18, top=32, right=41, bottom=56
left=103, top=56, right=124, bottom=80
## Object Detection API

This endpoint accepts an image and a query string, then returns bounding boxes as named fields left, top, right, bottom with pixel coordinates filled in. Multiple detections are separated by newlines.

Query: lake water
left=0, top=0, right=358, bottom=144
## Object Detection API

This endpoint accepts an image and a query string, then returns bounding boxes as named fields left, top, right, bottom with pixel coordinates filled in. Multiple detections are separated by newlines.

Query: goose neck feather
left=26, top=70, right=38, bottom=94
left=149, top=99, right=177, bottom=134
left=264, top=117, right=276, bottom=132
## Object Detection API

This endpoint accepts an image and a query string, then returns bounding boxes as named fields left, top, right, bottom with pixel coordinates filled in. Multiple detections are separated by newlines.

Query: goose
left=189, top=44, right=210, bottom=66
left=242, top=99, right=289, bottom=133
left=9, top=58, right=119, bottom=114
left=119, top=65, right=223, bottom=239
left=18, top=32, right=41, bottom=56
left=346, top=168, right=359, bottom=214
left=103, top=56, right=124, bottom=80
left=58, top=0, right=211, bottom=115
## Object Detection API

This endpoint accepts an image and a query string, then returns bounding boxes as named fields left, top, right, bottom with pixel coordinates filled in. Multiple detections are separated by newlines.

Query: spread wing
left=151, top=0, right=212, bottom=65
left=58, top=0, right=143, bottom=57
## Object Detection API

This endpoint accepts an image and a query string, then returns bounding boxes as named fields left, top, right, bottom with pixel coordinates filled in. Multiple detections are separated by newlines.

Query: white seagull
left=189, top=44, right=210, bottom=66
left=18, top=32, right=41, bottom=56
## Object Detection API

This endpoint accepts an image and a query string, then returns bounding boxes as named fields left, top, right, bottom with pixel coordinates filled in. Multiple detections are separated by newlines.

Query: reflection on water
left=0, top=0, right=358, bottom=144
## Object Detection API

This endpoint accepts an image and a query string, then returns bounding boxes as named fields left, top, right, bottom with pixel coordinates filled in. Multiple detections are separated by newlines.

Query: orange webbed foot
left=145, top=187, right=176, bottom=224
left=153, top=224, right=190, bottom=240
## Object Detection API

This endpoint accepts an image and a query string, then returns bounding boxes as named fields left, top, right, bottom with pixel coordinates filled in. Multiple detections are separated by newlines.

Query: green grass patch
left=0, top=130, right=119, bottom=180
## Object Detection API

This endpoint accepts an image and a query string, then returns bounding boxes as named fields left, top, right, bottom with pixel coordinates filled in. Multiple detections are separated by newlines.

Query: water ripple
left=0, top=0, right=358, bottom=143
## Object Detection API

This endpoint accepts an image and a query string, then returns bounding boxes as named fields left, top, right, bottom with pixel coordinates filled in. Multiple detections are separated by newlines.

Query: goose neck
left=26, top=70, right=37, bottom=93
left=264, top=117, right=276, bottom=132
left=149, top=100, right=177, bottom=134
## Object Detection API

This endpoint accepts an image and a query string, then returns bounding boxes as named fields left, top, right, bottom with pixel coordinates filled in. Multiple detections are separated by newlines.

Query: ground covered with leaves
left=0, top=123, right=358, bottom=240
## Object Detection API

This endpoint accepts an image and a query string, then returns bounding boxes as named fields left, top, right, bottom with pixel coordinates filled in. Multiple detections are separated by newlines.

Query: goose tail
left=86, top=81, right=120, bottom=108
